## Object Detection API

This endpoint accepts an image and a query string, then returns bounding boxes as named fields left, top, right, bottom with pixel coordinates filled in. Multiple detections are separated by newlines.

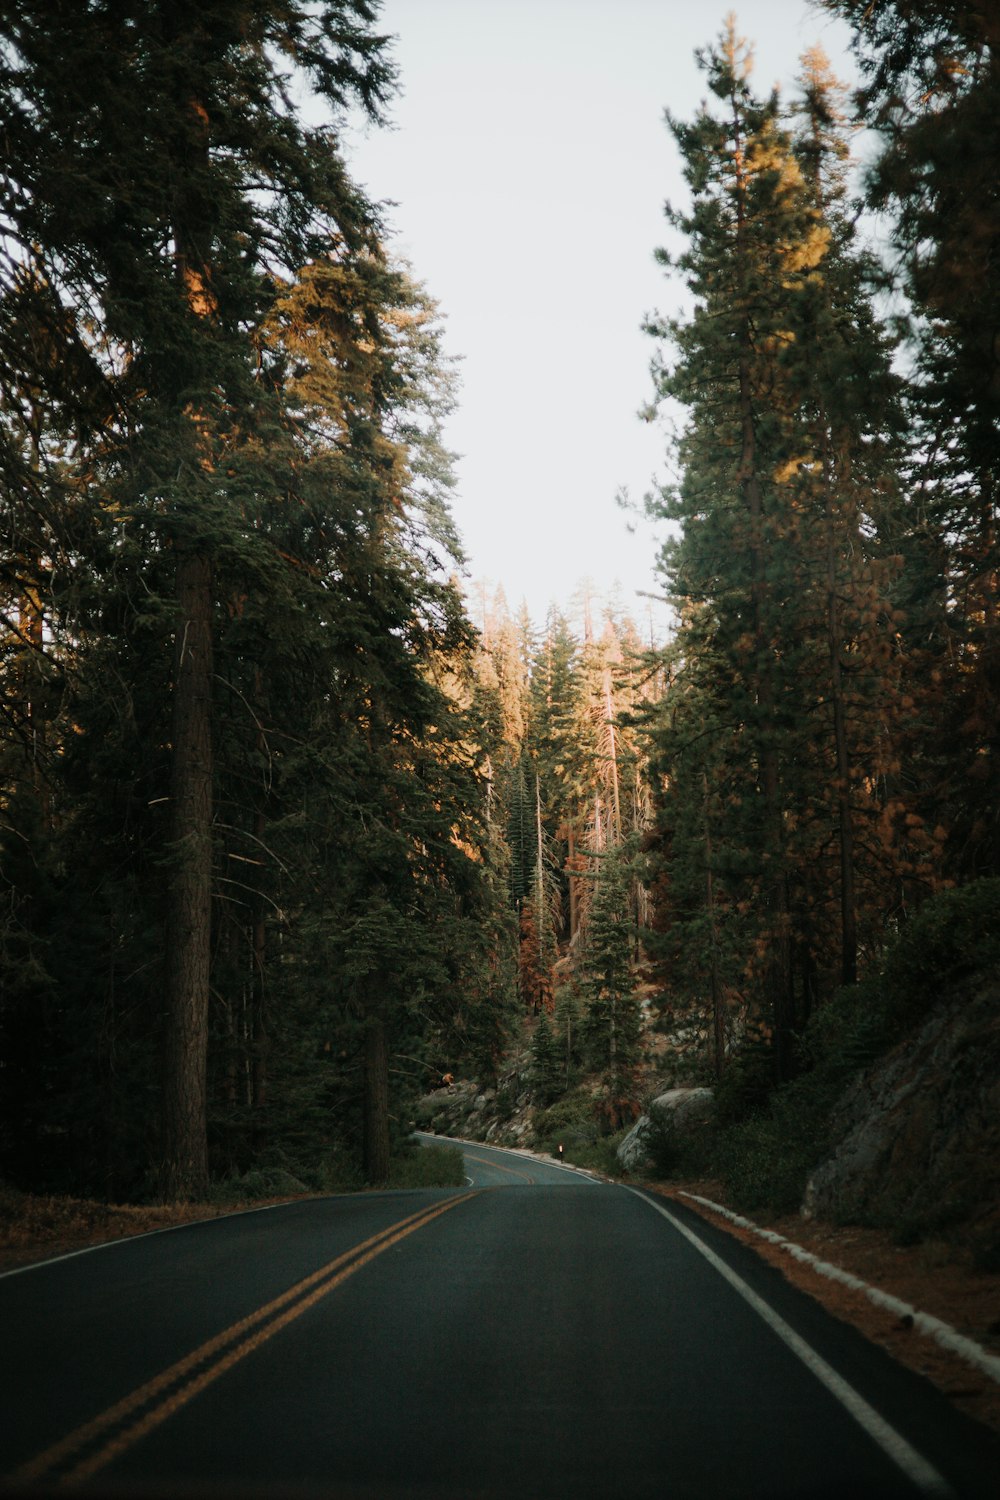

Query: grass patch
left=207, top=1167, right=310, bottom=1205
left=387, top=1144, right=464, bottom=1189
left=531, top=1089, right=627, bottom=1175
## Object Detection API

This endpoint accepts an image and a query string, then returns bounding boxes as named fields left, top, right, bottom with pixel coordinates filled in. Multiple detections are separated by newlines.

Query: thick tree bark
left=703, top=773, right=726, bottom=1079
left=161, top=546, right=214, bottom=1199
left=824, top=491, right=859, bottom=987
left=159, top=48, right=219, bottom=1200
left=603, top=668, right=622, bottom=843
left=567, top=826, right=579, bottom=940
left=363, top=1010, right=391, bottom=1185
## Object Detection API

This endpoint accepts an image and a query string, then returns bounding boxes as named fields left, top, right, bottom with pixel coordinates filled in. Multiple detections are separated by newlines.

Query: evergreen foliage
left=3, top=3, right=996, bottom=1220
left=0, top=2, right=510, bottom=1197
left=580, top=849, right=642, bottom=1120
left=820, top=0, right=1000, bottom=882
left=529, top=1012, right=562, bottom=1107
left=642, top=21, right=917, bottom=1080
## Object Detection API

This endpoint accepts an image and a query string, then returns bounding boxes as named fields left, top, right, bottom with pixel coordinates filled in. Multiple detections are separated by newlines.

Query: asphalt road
left=2, top=1136, right=998, bottom=1499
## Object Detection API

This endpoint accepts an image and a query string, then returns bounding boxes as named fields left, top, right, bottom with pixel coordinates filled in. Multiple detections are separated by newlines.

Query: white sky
left=344, top=0, right=857, bottom=634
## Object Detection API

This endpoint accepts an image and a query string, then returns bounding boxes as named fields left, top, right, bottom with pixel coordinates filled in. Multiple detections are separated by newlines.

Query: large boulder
left=803, top=983, right=1000, bottom=1243
left=617, top=1114, right=658, bottom=1173
left=616, top=1086, right=716, bottom=1174
left=649, top=1086, right=716, bottom=1134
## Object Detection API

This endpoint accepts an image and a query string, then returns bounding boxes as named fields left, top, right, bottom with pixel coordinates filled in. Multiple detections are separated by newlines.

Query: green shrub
left=207, top=1167, right=309, bottom=1205
left=686, top=881, right=1000, bottom=1217
left=537, top=1130, right=625, bottom=1176
left=316, top=1146, right=366, bottom=1193
left=719, top=1115, right=814, bottom=1214
left=882, top=877, right=1000, bottom=1025
left=714, top=999, right=877, bottom=1213
left=802, top=977, right=893, bottom=1076
left=530, top=1088, right=628, bottom=1173
left=713, top=1041, right=775, bottom=1126
left=646, top=1112, right=717, bottom=1180
left=386, top=1144, right=464, bottom=1189
left=532, top=1089, right=599, bottom=1147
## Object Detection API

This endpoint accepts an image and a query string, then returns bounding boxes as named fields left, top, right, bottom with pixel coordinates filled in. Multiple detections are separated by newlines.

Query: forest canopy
left=0, top=0, right=996, bottom=1203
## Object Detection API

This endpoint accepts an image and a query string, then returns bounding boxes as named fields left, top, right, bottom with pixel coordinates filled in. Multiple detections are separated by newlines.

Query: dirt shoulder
left=0, top=1189, right=301, bottom=1276
left=648, top=1179, right=1000, bottom=1438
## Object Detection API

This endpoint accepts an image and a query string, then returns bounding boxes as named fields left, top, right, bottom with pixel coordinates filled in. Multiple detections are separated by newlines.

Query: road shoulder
left=642, top=1179, right=1000, bottom=1438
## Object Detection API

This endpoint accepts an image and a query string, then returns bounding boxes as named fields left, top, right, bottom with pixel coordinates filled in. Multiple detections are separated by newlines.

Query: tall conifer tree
left=644, top=23, right=909, bottom=1073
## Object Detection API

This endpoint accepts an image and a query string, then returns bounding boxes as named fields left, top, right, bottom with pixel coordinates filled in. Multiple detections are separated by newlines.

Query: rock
left=616, top=1087, right=716, bottom=1173
left=617, top=1114, right=657, bottom=1173
left=803, top=984, right=1000, bottom=1239
left=648, top=1086, right=716, bottom=1133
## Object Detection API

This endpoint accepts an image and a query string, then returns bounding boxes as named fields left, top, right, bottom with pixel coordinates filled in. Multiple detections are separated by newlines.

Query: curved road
left=416, top=1130, right=599, bottom=1187
left=1, top=1135, right=997, bottom=1498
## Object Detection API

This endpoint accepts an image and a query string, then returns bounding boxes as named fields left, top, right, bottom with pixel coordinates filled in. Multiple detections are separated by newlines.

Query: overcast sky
left=343, top=0, right=857, bottom=635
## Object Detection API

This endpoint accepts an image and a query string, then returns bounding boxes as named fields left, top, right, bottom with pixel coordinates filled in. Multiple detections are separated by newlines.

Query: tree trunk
left=161, top=546, right=214, bottom=1199
left=567, top=826, right=579, bottom=940
left=159, top=59, right=219, bottom=1200
left=363, top=1010, right=391, bottom=1185
left=704, top=773, right=726, bottom=1079
left=603, top=667, right=622, bottom=842
left=825, top=506, right=858, bottom=987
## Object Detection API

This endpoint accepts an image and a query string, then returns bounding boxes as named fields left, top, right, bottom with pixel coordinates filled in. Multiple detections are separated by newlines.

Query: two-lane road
left=2, top=1136, right=997, bottom=1497
left=416, top=1130, right=598, bottom=1188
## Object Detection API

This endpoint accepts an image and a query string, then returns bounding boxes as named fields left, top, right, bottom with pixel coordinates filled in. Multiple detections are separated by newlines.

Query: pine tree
left=581, top=848, right=641, bottom=1122
left=530, top=1012, right=562, bottom=1107
left=643, top=22, right=911, bottom=1075
left=820, top=0, right=1000, bottom=879
left=0, top=5, right=511, bottom=1198
left=0, top=0, right=399, bottom=1198
left=552, top=982, right=584, bottom=1089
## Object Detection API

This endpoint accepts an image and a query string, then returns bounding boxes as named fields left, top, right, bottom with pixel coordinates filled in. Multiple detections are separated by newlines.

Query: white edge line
left=627, top=1186, right=954, bottom=1499
left=679, top=1191, right=1000, bottom=1388
left=0, top=1199, right=293, bottom=1281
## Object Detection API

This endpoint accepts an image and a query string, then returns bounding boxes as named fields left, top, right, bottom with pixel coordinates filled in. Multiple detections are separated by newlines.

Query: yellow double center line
left=16, top=1190, right=479, bottom=1488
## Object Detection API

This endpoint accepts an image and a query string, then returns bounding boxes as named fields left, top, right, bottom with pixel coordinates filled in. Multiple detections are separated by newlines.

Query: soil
left=3, top=1179, right=999, bottom=1439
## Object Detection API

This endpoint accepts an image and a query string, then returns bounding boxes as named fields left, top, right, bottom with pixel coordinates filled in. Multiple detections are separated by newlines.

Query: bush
left=713, top=1042, right=775, bottom=1127
left=714, top=979, right=901, bottom=1214
left=676, top=881, right=1000, bottom=1217
left=207, top=1167, right=310, bottom=1205
left=882, top=877, right=1000, bottom=1026
left=317, top=1147, right=366, bottom=1194
left=719, top=1115, right=816, bottom=1215
left=646, top=1111, right=716, bottom=1181
left=532, top=1089, right=599, bottom=1148
left=531, top=1088, right=628, bottom=1173
left=801, top=977, right=893, bottom=1075
left=557, top=1133, right=626, bottom=1175
left=386, top=1144, right=464, bottom=1189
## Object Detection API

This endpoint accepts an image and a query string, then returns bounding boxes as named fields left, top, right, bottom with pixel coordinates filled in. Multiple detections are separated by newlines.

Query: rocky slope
left=803, top=981, right=1000, bottom=1261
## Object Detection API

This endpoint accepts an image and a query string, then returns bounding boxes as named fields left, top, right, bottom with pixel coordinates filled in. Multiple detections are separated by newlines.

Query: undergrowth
left=531, top=1088, right=627, bottom=1174
left=657, top=879, right=1000, bottom=1224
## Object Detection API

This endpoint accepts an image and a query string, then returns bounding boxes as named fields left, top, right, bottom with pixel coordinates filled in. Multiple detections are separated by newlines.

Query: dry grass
left=0, top=1183, right=282, bottom=1275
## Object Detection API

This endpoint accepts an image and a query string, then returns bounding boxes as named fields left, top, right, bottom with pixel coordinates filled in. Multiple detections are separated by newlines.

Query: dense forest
left=0, top=2, right=997, bottom=1207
